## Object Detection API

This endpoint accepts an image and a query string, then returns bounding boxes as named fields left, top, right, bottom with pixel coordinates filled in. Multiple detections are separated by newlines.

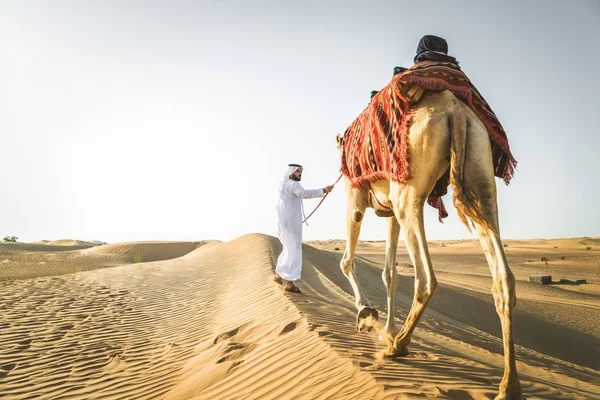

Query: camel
left=336, top=89, right=522, bottom=399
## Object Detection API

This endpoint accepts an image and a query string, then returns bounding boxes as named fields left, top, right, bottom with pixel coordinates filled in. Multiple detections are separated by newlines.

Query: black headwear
left=414, top=35, right=458, bottom=65
left=288, top=163, right=303, bottom=168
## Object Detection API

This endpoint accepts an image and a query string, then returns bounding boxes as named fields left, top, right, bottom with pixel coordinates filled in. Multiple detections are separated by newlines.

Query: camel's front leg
left=381, top=216, right=400, bottom=349
left=340, top=186, right=378, bottom=332
left=390, top=189, right=437, bottom=356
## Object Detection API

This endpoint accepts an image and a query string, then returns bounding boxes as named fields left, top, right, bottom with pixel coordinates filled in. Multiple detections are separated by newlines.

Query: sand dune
left=0, top=240, right=209, bottom=281
left=34, top=239, right=98, bottom=247
left=0, top=235, right=598, bottom=399
left=82, top=241, right=208, bottom=262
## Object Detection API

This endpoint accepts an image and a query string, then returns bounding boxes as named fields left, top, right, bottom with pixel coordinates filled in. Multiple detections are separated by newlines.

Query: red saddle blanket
left=339, top=61, right=517, bottom=221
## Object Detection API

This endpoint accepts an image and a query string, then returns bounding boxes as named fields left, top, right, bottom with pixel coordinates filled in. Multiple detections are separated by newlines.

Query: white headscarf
left=278, top=165, right=301, bottom=198
left=283, top=165, right=300, bottom=179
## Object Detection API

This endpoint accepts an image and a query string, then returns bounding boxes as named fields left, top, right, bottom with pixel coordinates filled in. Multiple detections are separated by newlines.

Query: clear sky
left=1, top=0, right=599, bottom=243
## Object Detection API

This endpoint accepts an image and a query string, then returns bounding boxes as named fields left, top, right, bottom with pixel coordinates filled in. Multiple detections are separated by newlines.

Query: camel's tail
left=448, top=101, right=494, bottom=234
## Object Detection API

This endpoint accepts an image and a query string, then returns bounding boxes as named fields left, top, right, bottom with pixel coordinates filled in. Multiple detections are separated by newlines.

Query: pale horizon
left=2, top=0, right=599, bottom=244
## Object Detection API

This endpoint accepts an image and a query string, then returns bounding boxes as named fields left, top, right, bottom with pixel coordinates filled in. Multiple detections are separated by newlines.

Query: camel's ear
left=336, top=134, right=343, bottom=149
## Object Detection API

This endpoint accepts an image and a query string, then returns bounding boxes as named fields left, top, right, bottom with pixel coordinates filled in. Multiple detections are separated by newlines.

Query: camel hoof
left=494, top=380, right=523, bottom=400
left=382, top=345, right=409, bottom=358
left=493, top=389, right=524, bottom=400
left=356, top=307, right=378, bottom=332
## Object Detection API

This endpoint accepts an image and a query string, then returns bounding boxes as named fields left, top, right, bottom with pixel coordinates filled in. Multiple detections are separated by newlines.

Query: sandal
left=284, top=284, right=302, bottom=294
left=273, top=275, right=283, bottom=285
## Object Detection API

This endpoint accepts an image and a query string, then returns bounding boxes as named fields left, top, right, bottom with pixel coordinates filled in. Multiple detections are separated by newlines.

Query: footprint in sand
left=16, top=338, right=33, bottom=349
left=58, top=323, right=74, bottom=331
left=163, top=342, right=178, bottom=352
left=356, top=361, right=381, bottom=371
left=216, top=342, right=257, bottom=364
left=228, top=360, right=244, bottom=371
left=317, top=330, right=334, bottom=337
left=213, top=327, right=241, bottom=345
left=280, top=321, right=298, bottom=335
left=224, top=342, right=245, bottom=352
left=103, top=354, right=127, bottom=373
left=0, top=363, right=16, bottom=378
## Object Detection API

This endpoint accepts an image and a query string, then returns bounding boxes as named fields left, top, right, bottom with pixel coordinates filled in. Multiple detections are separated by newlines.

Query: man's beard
left=291, top=175, right=301, bottom=181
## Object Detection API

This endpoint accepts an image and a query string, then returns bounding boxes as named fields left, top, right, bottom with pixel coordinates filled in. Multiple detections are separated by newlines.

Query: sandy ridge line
left=432, top=273, right=600, bottom=311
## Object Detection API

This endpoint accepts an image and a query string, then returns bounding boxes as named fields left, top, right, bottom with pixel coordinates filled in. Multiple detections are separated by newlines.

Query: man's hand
left=324, top=185, right=334, bottom=194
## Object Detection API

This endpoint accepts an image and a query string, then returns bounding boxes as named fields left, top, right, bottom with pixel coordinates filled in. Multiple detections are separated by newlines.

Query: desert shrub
left=2, top=236, right=18, bottom=242
left=541, top=256, right=548, bottom=265
left=586, top=247, right=592, bottom=251
left=132, top=252, right=144, bottom=263
left=504, top=244, right=508, bottom=247
left=560, top=256, right=566, bottom=260
left=334, top=247, right=340, bottom=251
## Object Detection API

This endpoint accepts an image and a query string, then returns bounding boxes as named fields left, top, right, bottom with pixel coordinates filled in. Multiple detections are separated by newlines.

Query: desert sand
left=0, top=235, right=598, bottom=399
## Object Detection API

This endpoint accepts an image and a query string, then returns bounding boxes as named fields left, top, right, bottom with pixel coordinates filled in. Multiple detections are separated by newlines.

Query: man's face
left=290, top=168, right=303, bottom=181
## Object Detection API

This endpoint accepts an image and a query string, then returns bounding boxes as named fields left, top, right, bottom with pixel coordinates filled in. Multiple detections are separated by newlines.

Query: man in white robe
left=274, top=164, right=333, bottom=293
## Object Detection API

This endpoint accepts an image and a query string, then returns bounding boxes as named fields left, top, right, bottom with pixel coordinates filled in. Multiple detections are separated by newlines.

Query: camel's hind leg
left=474, top=198, right=522, bottom=400
left=381, top=216, right=401, bottom=345
left=464, top=122, right=522, bottom=399
left=340, top=184, right=378, bottom=332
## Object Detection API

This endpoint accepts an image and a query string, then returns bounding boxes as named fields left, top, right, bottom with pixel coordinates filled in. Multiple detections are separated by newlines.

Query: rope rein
left=302, top=173, right=344, bottom=224
left=369, top=185, right=393, bottom=210
left=301, top=174, right=394, bottom=224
